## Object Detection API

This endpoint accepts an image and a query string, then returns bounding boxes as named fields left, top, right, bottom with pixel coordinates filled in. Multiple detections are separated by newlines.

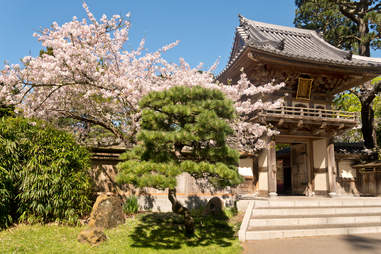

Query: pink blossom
left=0, top=2, right=283, bottom=153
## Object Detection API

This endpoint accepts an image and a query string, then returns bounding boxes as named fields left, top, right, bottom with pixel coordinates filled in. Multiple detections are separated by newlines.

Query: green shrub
left=123, top=195, right=139, bottom=215
left=223, top=206, right=238, bottom=219
left=0, top=117, right=93, bottom=228
left=0, top=166, right=14, bottom=228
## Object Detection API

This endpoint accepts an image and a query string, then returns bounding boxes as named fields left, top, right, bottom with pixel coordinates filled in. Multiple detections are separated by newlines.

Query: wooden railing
left=263, top=106, right=358, bottom=122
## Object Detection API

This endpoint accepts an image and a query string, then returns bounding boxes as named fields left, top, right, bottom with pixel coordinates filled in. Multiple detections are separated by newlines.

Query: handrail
left=263, top=106, right=358, bottom=121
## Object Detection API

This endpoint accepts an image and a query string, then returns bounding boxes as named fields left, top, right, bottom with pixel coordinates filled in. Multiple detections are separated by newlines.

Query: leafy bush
left=0, top=166, right=13, bottom=228
left=0, top=117, right=93, bottom=228
left=223, top=207, right=238, bottom=219
left=123, top=195, right=139, bottom=215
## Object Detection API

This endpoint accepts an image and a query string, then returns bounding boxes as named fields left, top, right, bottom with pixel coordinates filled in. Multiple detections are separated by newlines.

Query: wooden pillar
left=312, top=138, right=328, bottom=195
left=327, top=141, right=338, bottom=197
left=257, top=149, right=269, bottom=196
left=267, top=140, right=277, bottom=197
left=376, top=172, right=381, bottom=196
left=306, top=140, right=315, bottom=196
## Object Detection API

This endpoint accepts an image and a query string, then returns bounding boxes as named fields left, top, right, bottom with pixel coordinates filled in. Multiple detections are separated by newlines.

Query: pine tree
left=295, top=0, right=381, bottom=56
left=116, top=86, right=242, bottom=235
left=295, top=0, right=357, bottom=51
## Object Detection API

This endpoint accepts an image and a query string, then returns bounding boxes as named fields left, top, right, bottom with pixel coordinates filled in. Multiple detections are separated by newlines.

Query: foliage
left=123, top=195, right=139, bottom=215
left=333, top=91, right=363, bottom=143
left=295, top=0, right=357, bottom=51
left=0, top=2, right=209, bottom=146
left=0, top=214, right=241, bottom=254
left=295, top=0, right=381, bottom=56
left=117, top=86, right=242, bottom=190
left=0, top=117, right=92, bottom=228
left=117, top=86, right=243, bottom=235
left=0, top=103, right=14, bottom=118
left=0, top=3, right=284, bottom=152
left=222, top=207, right=238, bottom=219
left=333, top=79, right=381, bottom=144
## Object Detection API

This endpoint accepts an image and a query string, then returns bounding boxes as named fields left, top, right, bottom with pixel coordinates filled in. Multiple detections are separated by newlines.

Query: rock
left=204, top=197, right=223, bottom=216
left=88, top=193, right=125, bottom=229
left=77, top=227, right=107, bottom=245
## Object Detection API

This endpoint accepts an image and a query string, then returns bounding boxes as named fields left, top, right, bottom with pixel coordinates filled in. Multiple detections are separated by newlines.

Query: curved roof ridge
left=239, top=15, right=313, bottom=36
left=238, top=15, right=354, bottom=60
left=217, top=15, right=381, bottom=81
left=309, top=31, right=351, bottom=59
left=353, top=54, right=381, bottom=63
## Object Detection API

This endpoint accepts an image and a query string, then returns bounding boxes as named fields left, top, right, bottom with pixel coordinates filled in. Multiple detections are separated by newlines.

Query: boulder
left=88, top=193, right=125, bottom=229
left=77, top=227, right=107, bottom=245
left=204, top=197, right=223, bottom=216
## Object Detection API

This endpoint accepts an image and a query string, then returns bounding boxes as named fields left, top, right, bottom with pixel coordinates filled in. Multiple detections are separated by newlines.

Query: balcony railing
left=262, top=106, right=359, bottom=122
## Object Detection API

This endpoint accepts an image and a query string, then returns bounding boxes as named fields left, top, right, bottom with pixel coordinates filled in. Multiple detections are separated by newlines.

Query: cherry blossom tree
left=0, top=2, right=284, bottom=151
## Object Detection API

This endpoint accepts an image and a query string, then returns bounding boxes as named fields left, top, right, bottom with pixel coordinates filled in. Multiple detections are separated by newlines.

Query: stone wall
left=90, top=147, right=239, bottom=212
left=89, top=147, right=381, bottom=201
left=335, top=156, right=381, bottom=197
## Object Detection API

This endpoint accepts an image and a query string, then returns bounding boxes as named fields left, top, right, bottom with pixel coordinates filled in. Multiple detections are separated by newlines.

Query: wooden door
left=291, top=144, right=309, bottom=194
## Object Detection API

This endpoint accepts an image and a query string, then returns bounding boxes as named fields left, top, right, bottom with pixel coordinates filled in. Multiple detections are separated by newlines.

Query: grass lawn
left=0, top=212, right=242, bottom=254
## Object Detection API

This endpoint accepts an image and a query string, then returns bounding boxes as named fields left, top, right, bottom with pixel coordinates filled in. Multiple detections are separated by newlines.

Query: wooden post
left=267, top=140, right=277, bottom=198
left=327, top=140, right=337, bottom=197
left=312, top=139, right=328, bottom=195
left=257, top=149, right=269, bottom=196
left=306, top=140, right=314, bottom=196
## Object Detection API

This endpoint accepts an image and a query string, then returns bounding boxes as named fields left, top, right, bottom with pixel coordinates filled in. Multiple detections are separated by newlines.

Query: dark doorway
left=276, top=143, right=309, bottom=195
left=276, top=145, right=292, bottom=195
left=283, top=160, right=292, bottom=194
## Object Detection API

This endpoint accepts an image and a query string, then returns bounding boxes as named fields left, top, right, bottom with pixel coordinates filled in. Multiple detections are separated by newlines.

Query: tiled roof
left=334, top=142, right=365, bottom=154
left=220, top=16, right=381, bottom=77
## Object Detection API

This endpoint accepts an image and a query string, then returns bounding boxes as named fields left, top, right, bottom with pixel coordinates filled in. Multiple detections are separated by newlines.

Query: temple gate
left=218, top=16, right=381, bottom=197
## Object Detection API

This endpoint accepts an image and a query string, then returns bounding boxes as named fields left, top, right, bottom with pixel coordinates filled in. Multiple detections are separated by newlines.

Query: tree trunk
left=357, top=82, right=381, bottom=151
left=361, top=100, right=377, bottom=149
left=168, top=188, right=195, bottom=236
left=358, top=18, right=370, bottom=57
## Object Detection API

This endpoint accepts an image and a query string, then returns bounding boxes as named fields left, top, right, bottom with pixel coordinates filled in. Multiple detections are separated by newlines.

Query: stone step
left=250, top=213, right=381, bottom=227
left=239, top=199, right=381, bottom=241
left=252, top=206, right=381, bottom=216
left=253, top=199, right=381, bottom=208
left=253, top=212, right=381, bottom=220
left=245, top=223, right=381, bottom=240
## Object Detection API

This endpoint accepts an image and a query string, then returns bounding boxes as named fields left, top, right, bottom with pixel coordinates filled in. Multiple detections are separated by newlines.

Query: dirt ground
left=242, top=233, right=381, bottom=254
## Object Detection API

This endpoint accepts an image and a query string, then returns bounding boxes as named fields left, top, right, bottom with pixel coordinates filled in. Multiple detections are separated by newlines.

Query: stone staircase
left=239, top=198, right=381, bottom=241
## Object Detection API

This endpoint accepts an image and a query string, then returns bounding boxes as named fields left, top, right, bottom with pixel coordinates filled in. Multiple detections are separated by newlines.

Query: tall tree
left=0, top=2, right=284, bottom=151
left=356, top=80, right=381, bottom=149
left=117, top=86, right=242, bottom=235
left=295, top=0, right=358, bottom=51
left=0, top=3, right=280, bottom=149
left=333, top=0, right=381, bottom=56
left=295, top=0, right=381, bottom=150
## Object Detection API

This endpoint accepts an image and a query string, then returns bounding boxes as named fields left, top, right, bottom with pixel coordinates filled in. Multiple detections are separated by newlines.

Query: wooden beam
left=313, top=129, right=325, bottom=136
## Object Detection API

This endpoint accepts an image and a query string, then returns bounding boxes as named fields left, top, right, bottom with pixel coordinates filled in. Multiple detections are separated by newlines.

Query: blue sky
left=0, top=0, right=380, bottom=75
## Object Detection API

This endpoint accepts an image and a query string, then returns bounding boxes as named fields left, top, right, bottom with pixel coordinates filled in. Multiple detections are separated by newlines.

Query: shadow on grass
left=130, top=212, right=235, bottom=249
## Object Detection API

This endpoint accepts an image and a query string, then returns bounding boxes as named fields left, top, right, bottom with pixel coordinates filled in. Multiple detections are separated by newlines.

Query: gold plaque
left=296, top=78, right=313, bottom=100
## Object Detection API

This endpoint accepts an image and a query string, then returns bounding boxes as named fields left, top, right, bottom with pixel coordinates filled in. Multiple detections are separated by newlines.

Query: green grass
left=0, top=212, right=242, bottom=254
